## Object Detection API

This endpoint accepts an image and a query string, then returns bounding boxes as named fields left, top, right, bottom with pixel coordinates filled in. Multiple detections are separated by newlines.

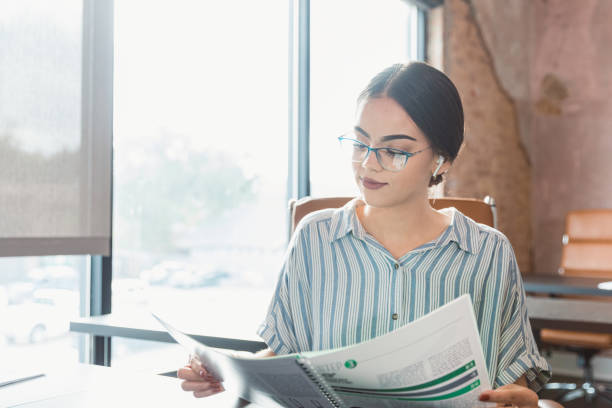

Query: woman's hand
left=177, top=355, right=224, bottom=398
left=479, top=383, right=539, bottom=407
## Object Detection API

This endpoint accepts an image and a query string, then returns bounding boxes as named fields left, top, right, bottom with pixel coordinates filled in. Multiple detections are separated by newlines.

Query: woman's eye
left=381, top=148, right=404, bottom=158
left=352, top=143, right=368, bottom=150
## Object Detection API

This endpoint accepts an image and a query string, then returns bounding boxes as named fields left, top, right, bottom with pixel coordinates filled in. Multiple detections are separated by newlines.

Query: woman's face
left=352, top=96, right=443, bottom=208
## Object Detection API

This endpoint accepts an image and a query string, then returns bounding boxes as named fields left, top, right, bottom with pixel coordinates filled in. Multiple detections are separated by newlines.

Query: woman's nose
left=361, top=149, right=382, bottom=170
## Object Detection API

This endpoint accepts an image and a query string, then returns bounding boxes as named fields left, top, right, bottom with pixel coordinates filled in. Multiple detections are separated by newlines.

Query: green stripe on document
left=337, top=379, right=481, bottom=402
left=333, top=360, right=476, bottom=393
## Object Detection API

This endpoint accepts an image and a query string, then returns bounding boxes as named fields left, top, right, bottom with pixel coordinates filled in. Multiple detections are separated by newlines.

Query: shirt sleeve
left=494, top=240, right=551, bottom=392
left=256, top=226, right=312, bottom=355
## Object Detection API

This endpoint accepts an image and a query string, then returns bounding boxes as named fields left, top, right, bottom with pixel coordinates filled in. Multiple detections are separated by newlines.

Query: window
left=0, top=256, right=89, bottom=366
left=112, top=0, right=289, bottom=368
left=310, top=0, right=422, bottom=197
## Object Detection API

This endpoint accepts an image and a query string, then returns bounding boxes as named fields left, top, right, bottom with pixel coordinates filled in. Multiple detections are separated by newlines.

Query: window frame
left=83, top=0, right=114, bottom=365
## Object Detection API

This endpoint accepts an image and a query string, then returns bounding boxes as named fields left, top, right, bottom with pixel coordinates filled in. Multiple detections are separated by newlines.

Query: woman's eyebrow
left=354, top=126, right=417, bottom=141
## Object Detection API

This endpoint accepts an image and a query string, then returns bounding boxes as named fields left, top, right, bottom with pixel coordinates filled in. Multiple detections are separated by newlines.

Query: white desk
left=0, top=363, right=261, bottom=408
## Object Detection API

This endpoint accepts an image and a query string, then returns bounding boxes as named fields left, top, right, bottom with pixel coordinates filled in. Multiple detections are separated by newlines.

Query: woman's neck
left=356, top=197, right=451, bottom=259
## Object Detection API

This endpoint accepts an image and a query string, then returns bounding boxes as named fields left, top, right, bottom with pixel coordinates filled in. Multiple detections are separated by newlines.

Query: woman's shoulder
left=292, top=199, right=357, bottom=242
left=451, top=208, right=513, bottom=253
left=452, top=210, right=520, bottom=282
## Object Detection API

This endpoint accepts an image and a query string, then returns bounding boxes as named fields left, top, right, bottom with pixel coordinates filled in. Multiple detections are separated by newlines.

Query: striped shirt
left=257, top=199, right=551, bottom=391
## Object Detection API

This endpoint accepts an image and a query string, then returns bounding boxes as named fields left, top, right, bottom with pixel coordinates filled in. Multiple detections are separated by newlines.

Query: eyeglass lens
left=340, top=138, right=407, bottom=171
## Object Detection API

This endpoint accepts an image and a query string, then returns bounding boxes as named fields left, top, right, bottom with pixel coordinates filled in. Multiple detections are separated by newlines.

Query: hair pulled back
left=358, top=62, right=464, bottom=186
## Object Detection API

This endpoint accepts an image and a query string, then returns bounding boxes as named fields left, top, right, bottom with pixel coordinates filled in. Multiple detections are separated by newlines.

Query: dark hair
left=358, top=62, right=464, bottom=186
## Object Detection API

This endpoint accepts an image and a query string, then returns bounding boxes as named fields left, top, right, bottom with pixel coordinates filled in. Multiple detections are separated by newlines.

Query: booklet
left=153, top=294, right=493, bottom=408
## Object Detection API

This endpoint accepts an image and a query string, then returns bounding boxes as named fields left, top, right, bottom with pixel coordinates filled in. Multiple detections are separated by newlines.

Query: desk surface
left=72, top=296, right=612, bottom=353
left=526, top=296, right=612, bottom=333
left=70, top=312, right=267, bottom=352
left=0, top=363, right=259, bottom=408
left=523, top=275, right=612, bottom=296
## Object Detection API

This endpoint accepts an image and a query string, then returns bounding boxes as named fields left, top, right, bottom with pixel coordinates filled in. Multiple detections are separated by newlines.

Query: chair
left=289, top=195, right=497, bottom=234
left=540, top=210, right=612, bottom=404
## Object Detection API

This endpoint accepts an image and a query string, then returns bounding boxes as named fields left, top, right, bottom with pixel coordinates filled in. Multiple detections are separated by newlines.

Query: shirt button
left=392, top=313, right=399, bottom=320
left=394, top=263, right=399, bottom=270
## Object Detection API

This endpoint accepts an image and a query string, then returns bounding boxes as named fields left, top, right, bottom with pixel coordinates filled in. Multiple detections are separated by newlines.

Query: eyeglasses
left=338, top=135, right=431, bottom=172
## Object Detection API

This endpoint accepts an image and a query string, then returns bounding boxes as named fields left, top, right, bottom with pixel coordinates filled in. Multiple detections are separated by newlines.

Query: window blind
left=0, top=0, right=113, bottom=257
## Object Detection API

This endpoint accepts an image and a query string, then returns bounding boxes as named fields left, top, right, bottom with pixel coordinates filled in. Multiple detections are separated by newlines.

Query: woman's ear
left=432, top=155, right=451, bottom=177
left=429, top=156, right=452, bottom=187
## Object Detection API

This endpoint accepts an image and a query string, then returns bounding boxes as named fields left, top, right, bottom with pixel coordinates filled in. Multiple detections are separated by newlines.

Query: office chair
left=289, top=195, right=498, bottom=234
left=541, top=209, right=612, bottom=404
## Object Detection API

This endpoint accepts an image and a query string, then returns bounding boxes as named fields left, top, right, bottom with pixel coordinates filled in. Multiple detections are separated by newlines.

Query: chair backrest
left=289, top=196, right=497, bottom=234
left=560, top=209, right=612, bottom=278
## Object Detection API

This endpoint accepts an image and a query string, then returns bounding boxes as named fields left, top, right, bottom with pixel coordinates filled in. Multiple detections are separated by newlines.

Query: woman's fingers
left=177, top=366, right=203, bottom=381
left=183, top=381, right=225, bottom=398
left=189, top=356, right=211, bottom=377
left=181, top=379, right=225, bottom=398
left=181, top=379, right=221, bottom=392
left=178, top=356, right=225, bottom=398
left=193, top=386, right=224, bottom=398
left=185, top=356, right=213, bottom=379
left=178, top=365, right=218, bottom=381
left=479, top=384, right=538, bottom=407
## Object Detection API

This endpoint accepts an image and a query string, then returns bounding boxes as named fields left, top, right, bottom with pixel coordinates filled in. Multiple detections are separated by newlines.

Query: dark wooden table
left=523, top=275, right=612, bottom=297
left=523, top=275, right=612, bottom=348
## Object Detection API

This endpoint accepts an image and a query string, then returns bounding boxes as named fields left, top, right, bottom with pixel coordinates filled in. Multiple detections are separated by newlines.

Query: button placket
left=391, top=261, right=402, bottom=324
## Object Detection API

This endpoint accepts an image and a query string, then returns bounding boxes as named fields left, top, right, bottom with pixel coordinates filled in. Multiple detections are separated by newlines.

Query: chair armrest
left=539, top=399, right=564, bottom=408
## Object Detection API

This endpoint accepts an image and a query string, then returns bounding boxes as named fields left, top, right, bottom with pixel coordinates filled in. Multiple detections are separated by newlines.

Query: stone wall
left=441, top=0, right=532, bottom=273
left=439, top=0, right=612, bottom=275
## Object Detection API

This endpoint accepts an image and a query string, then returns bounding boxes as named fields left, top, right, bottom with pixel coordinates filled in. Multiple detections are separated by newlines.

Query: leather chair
left=289, top=195, right=497, bottom=233
left=540, top=210, right=612, bottom=404
left=288, top=195, right=562, bottom=408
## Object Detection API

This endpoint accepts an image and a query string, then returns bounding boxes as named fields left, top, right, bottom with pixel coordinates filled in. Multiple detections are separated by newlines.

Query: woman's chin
left=360, top=190, right=391, bottom=208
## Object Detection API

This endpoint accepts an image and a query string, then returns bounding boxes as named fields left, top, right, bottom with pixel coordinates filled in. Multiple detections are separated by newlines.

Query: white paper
left=301, top=295, right=492, bottom=407
left=154, top=294, right=493, bottom=408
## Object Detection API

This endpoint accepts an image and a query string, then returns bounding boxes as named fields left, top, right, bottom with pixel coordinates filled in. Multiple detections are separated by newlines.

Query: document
left=154, top=294, right=493, bottom=407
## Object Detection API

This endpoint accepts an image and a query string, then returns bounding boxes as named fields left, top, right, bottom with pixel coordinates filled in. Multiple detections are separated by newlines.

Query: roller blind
left=0, top=0, right=113, bottom=257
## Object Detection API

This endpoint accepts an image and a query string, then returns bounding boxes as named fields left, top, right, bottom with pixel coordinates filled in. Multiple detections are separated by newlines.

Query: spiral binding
left=296, top=358, right=346, bottom=408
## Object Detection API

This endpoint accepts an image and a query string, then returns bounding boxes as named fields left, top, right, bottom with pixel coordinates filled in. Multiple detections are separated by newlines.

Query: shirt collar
left=328, top=198, right=364, bottom=242
left=328, top=200, right=482, bottom=255
left=433, top=207, right=481, bottom=254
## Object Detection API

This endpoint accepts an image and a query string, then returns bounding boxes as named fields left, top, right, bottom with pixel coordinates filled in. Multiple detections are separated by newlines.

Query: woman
left=178, top=62, right=550, bottom=407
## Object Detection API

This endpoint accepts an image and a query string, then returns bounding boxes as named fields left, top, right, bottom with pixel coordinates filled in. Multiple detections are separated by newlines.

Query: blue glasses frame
left=337, top=136, right=431, bottom=172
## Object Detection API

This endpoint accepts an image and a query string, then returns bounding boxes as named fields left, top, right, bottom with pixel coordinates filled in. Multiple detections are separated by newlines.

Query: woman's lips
left=361, top=177, right=388, bottom=190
